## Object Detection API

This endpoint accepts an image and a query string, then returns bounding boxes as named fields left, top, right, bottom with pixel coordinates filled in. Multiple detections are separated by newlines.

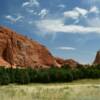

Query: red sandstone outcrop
left=0, top=25, right=81, bottom=68
left=55, top=57, right=65, bottom=65
left=64, top=59, right=79, bottom=68
left=93, top=50, right=100, bottom=65
left=0, top=25, right=57, bottom=68
left=55, top=57, right=79, bottom=68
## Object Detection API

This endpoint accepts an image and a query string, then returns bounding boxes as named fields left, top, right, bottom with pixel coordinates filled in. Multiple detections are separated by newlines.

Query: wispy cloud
left=35, top=19, right=100, bottom=34
left=27, top=9, right=34, bottom=13
left=56, top=46, right=76, bottom=51
left=58, top=4, right=66, bottom=8
left=64, top=6, right=99, bottom=20
left=5, top=15, right=23, bottom=23
left=38, top=9, right=48, bottom=18
left=64, top=7, right=88, bottom=19
left=89, top=6, right=99, bottom=14
left=22, top=0, right=39, bottom=7
left=22, top=2, right=30, bottom=7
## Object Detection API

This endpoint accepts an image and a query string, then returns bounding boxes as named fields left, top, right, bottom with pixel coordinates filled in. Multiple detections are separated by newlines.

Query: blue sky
left=0, top=0, right=100, bottom=64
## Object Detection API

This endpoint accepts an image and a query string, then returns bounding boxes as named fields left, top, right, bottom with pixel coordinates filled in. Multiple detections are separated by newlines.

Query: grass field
left=0, top=79, right=100, bottom=100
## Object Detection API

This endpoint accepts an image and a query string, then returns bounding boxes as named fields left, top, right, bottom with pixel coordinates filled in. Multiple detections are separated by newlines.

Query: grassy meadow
left=0, top=79, right=100, bottom=100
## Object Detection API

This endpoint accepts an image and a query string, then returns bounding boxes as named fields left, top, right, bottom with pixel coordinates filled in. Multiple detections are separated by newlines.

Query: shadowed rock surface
left=93, top=50, right=100, bottom=65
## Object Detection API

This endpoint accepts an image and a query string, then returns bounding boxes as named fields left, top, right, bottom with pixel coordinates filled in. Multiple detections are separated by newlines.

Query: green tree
left=0, top=68, right=10, bottom=85
left=14, top=68, right=30, bottom=84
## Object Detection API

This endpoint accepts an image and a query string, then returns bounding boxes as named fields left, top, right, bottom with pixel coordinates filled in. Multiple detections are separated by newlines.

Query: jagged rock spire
left=93, top=50, right=100, bottom=65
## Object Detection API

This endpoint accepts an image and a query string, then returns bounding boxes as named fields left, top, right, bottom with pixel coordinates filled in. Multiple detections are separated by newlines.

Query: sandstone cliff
left=93, top=50, right=100, bottom=65
left=0, top=25, right=57, bottom=68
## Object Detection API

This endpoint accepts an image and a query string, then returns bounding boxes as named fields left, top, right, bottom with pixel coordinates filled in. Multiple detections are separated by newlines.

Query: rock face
left=64, top=59, right=79, bottom=68
left=55, top=57, right=79, bottom=68
left=55, top=57, right=65, bottom=65
left=0, top=25, right=57, bottom=68
left=93, top=50, right=100, bottom=65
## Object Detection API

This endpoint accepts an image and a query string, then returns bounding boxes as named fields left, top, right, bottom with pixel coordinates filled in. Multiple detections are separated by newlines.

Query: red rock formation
left=55, top=57, right=65, bottom=65
left=0, top=25, right=81, bottom=68
left=93, top=50, right=100, bottom=65
left=0, top=25, right=57, bottom=68
left=64, top=59, right=79, bottom=68
left=55, top=57, right=79, bottom=68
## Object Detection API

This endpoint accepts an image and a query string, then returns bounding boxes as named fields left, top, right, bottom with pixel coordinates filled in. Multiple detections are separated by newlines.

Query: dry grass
left=0, top=79, right=100, bottom=100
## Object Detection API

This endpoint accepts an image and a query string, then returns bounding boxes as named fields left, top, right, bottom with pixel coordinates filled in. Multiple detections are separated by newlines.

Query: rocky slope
left=55, top=57, right=79, bottom=68
left=0, top=25, right=58, bottom=68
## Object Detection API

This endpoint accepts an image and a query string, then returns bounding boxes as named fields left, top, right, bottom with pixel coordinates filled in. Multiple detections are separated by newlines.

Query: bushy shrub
left=0, top=67, right=10, bottom=85
left=48, top=68, right=73, bottom=82
left=27, top=68, right=37, bottom=83
left=84, top=68, right=100, bottom=79
left=95, top=64, right=100, bottom=70
left=14, top=68, right=30, bottom=84
left=36, top=69, right=50, bottom=83
left=6, top=68, right=16, bottom=83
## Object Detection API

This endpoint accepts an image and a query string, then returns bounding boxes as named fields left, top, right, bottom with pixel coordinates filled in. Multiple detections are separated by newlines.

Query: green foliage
left=6, top=68, right=16, bottom=83
left=14, top=68, right=30, bottom=84
left=61, top=64, right=71, bottom=69
left=36, top=69, right=50, bottom=83
left=0, top=64, right=100, bottom=84
left=27, top=68, right=37, bottom=83
left=0, top=67, right=10, bottom=85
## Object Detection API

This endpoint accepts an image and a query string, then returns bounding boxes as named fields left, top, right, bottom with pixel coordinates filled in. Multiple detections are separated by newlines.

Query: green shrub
left=27, top=68, right=38, bottom=83
left=0, top=64, right=100, bottom=85
left=36, top=69, right=50, bottom=83
left=14, top=68, right=30, bottom=84
left=0, top=68, right=10, bottom=85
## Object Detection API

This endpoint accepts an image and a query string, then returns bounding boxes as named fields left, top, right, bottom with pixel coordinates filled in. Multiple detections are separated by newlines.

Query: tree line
left=0, top=64, right=100, bottom=85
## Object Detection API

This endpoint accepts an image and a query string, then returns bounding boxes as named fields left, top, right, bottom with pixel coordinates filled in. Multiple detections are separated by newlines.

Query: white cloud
left=30, top=0, right=39, bottom=7
left=58, top=4, right=66, bottom=8
left=35, top=19, right=100, bottom=34
left=64, top=10, right=79, bottom=19
left=22, top=2, right=30, bottom=7
left=75, top=7, right=88, bottom=16
left=63, top=6, right=100, bottom=25
left=64, top=7, right=88, bottom=19
left=38, top=9, right=48, bottom=18
left=5, top=15, right=23, bottom=23
left=64, top=6, right=100, bottom=20
left=56, top=47, right=76, bottom=51
left=27, top=9, right=37, bottom=15
left=89, top=6, right=99, bottom=14
left=22, top=0, right=39, bottom=7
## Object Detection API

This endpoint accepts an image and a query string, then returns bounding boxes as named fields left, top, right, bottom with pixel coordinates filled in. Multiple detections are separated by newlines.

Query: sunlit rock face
left=0, top=25, right=57, bottom=68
